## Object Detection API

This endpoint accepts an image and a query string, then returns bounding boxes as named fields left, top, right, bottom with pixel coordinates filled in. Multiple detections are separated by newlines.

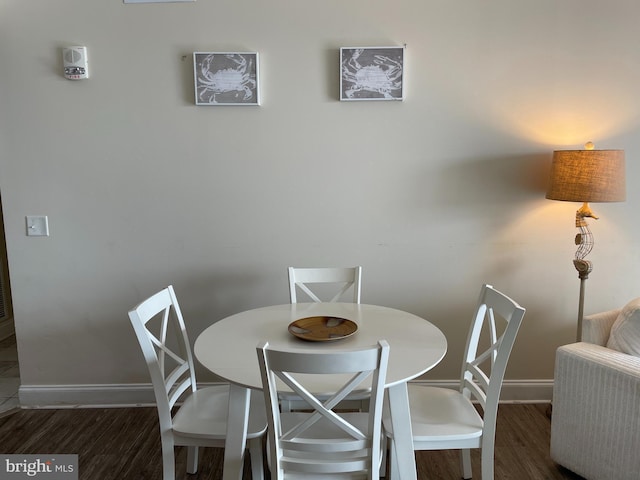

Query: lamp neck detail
left=575, top=202, right=598, bottom=227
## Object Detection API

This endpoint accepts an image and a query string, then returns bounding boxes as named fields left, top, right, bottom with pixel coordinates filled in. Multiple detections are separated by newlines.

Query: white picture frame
left=124, top=0, right=194, bottom=3
left=340, top=46, right=405, bottom=101
left=193, top=52, right=260, bottom=106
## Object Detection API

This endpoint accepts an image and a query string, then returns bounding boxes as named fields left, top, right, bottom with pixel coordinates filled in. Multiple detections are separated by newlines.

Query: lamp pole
left=573, top=260, right=592, bottom=342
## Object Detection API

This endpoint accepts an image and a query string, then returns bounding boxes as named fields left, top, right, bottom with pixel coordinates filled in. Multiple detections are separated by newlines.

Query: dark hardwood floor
left=0, top=403, right=583, bottom=479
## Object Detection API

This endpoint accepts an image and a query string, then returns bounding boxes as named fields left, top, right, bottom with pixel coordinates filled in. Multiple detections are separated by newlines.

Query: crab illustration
left=342, top=48, right=403, bottom=99
left=196, top=53, right=257, bottom=104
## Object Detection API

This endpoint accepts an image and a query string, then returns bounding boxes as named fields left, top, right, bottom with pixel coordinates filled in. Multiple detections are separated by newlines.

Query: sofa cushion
left=607, top=297, right=640, bottom=357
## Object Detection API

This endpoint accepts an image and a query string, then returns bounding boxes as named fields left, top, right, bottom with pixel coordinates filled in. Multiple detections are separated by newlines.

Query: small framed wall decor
left=193, top=52, right=259, bottom=106
left=340, top=46, right=405, bottom=101
left=124, top=0, right=194, bottom=3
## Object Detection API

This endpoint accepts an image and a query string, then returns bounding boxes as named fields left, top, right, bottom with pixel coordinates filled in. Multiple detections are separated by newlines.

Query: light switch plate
left=26, top=216, right=49, bottom=237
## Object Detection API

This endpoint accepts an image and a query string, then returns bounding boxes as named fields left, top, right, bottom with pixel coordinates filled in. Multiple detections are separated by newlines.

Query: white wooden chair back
left=257, top=340, right=389, bottom=479
left=129, top=285, right=196, bottom=428
left=129, top=286, right=267, bottom=480
left=460, top=284, right=525, bottom=423
left=383, top=284, right=525, bottom=480
left=288, top=266, right=362, bottom=303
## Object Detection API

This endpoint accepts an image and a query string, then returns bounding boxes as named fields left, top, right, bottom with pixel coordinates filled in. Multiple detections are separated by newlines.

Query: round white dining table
left=194, top=302, right=447, bottom=480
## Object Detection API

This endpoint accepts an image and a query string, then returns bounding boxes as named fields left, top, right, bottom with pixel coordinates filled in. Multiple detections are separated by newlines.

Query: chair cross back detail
left=273, top=354, right=375, bottom=443
left=288, top=266, right=362, bottom=303
left=257, top=340, right=390, bottom=479
left=129, top=286, right=196, bottom=412
left=462, top=285, right=525, bottom=410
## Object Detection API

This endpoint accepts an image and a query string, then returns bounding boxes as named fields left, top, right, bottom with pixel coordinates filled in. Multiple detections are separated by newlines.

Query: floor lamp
left=546, top=143, right=625, bottom=341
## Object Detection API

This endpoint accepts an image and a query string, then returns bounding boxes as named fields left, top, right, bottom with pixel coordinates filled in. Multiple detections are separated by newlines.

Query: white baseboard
left=19, top=383, right=157, bottom=408
left=410, top=379, right=554, bottom=403
left=502, top=379, right=554, bottom=403
left=19, top=379, right=554, bottom=409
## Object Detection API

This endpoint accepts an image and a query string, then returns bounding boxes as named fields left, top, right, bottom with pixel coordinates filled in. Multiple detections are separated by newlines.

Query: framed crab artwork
left=125, top=0, right=194, bottom=3
left=340, top=46, right=405, bottom=101
left=193, top=52, right=260, bottom=106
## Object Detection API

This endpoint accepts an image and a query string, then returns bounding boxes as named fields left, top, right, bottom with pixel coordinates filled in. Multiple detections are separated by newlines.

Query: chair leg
left=460, top=449, right=472, bottom=479
left=186, top=446, right=199, bottom=474
left=280, top=399, right=292, bottom=413
left=387, top=439, right=399, bottom=480
left=379, top=436, right=387, bottom=477
left=480, top=443, right=494, bottom=480
left=248, top=437, right=265, bottom=480
left=160, top=436, right=176, bottom=480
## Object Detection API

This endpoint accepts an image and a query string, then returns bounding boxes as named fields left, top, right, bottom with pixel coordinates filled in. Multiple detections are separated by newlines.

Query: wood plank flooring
left=0, top=403, right=584, bottom=479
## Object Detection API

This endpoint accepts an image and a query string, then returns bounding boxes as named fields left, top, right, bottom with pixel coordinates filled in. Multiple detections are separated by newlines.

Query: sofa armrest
left=582, top=308, right=620, bottom=346
left=551, top=342, right=640, bottom=480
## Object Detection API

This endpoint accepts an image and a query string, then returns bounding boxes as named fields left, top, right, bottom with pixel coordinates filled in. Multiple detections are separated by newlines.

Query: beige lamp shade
left=546, top=149, right=626, bottom=202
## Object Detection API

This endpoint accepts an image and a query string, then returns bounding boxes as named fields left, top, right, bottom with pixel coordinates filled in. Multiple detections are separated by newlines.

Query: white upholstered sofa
left=550, top=301, right=640, bottom=480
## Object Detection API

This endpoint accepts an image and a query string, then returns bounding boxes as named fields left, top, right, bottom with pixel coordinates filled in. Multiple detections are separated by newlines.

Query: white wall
left=1, top=0, right=639, bottom=402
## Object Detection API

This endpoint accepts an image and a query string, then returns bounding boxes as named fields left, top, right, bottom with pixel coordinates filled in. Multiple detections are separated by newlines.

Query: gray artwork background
left=340, top=47, right=404, bottom=101
left=193, top=52, right=259, bottom=105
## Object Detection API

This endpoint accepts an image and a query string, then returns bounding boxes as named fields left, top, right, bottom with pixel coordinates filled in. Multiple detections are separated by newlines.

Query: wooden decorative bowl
left=288, top=316, right=358, bottom=342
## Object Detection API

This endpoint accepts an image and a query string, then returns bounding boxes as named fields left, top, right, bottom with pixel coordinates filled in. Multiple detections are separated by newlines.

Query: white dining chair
left=288, top=266, right=362, bottom=304
left=257, top=339, right=390, bottom=480
left=383, top=284, right=525, bottom=480
left=283, top=266, right=366, bottom=412
left=128, top=285, right=267, bottom=480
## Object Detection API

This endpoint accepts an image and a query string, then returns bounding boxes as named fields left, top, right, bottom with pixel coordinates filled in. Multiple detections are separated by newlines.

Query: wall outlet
left=26, top=216, right=49, bottom=237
